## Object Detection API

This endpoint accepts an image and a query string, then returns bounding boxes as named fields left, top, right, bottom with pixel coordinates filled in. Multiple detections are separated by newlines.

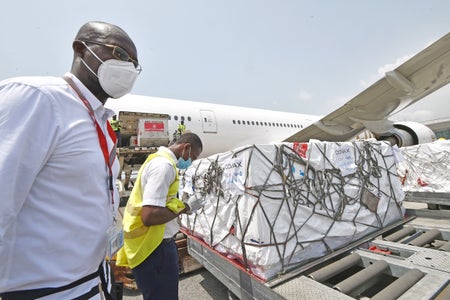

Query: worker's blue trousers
left=132, top=238, right=179, bottom=300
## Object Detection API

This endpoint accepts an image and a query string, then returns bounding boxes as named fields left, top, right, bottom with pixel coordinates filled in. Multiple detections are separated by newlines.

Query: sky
left=2, top=0, right=450, bottom=122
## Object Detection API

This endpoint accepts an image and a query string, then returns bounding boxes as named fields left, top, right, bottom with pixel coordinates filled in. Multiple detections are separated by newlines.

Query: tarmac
left=123, top=267, right=234, bottom=300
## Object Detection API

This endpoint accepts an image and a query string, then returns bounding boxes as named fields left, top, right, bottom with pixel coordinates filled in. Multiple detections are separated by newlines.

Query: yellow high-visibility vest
left=109, top=119, right=121, bottom=131
left=178, top=123, right=186, bottom=133
left=116, top=150, right=185, bottom=268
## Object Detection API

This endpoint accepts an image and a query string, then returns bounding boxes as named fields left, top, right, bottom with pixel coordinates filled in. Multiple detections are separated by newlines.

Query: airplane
left=105, top=32, right=450, bottom=158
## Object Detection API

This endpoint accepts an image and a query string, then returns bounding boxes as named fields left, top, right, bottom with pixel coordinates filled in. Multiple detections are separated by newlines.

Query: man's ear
left=72, top=41, right=87, bottom=58
left=185, top=143, right=192, bottom=155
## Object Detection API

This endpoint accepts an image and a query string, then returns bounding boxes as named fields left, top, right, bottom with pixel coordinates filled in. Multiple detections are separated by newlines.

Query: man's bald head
left=74, top=21, right=136, bottom=53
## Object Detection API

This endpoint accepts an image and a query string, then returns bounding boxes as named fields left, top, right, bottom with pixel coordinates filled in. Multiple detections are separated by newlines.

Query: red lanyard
left=63, top=76, right=117, bottom=205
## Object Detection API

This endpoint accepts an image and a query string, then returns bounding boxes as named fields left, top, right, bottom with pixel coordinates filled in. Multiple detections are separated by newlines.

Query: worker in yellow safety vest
left=177, top=120, right=186, bottom=135
left=109, top=115, right=121, bottom=146
left=117, top=132, right=204, bottom=300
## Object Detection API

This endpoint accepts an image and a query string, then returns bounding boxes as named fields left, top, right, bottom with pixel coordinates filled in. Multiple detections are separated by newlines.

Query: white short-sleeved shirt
left=141, top=147, right=180, bottom=238
left=0, top=73, right=119, bottom=299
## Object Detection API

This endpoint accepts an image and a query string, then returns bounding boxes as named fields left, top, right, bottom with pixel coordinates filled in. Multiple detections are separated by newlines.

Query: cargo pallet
left=185, top=192, right=450, bottom=299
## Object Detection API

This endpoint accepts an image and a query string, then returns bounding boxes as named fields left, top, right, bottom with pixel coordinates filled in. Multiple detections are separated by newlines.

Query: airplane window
left=174, top=116, right=178, bottom=121
left=181, top=116, right=185, bottom=121
left=256, top=121, right=259, bottom=125
left=168, top=115, right=172, bottom=120
left=187, top=116, right=191, bottom=121
left=276, top=123, right=279, bottom=127
left=247, top=121, right=250, bottom=125
left=251, top=121, right=255, bottom=125
left=264, top=122, right=268, bottom=126
left=233, top=120, right=236, bottom=124
left=242, top=120, right=245, bottom=125
left=301, top=125, right=303, bottom=128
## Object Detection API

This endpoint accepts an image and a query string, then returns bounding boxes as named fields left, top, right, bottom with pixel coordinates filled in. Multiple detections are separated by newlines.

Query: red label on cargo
left=144, top=121, right=164, bottom=132
left=293, top=142, right=308, bottom=158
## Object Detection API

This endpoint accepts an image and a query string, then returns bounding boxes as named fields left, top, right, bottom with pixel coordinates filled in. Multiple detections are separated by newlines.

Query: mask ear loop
left=81, top=41, right=105, bottom=64
left=79, top=58, right=99, bottom=79
left=78, top=41, right=104, bottom=79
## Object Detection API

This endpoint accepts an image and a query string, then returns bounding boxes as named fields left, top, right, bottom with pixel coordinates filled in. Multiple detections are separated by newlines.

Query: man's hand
left=182, top=193, right=205, bottom=214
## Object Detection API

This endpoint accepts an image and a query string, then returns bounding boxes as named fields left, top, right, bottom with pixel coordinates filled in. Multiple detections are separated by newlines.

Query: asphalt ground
left=123, top=268, right=233, bottom=300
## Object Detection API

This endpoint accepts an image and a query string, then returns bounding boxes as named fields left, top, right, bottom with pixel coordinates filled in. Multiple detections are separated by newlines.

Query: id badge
left=106, top=223, right=124, bottom=259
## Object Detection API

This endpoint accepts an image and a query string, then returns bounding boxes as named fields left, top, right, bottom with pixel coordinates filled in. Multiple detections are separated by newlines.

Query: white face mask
left=97, top=59, right=138, bottom=98
left=80, top=42, right=139, bottom=98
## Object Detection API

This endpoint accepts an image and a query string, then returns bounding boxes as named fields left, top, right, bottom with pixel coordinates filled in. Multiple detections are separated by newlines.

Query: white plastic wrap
left=180, top=140, right=405, bottom=280
left=396, top=140, right=450, bottom=193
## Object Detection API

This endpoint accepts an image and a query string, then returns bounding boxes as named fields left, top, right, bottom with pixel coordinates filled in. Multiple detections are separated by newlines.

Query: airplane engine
left=376, top=121, right=436, bottom=147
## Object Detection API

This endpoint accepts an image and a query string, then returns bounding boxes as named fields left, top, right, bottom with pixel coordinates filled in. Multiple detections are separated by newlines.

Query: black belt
left=0, top=263, right=114, bottom=300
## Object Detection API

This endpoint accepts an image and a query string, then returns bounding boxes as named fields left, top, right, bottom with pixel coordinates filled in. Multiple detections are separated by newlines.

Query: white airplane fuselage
left=105, top=94, right=321, bottom=157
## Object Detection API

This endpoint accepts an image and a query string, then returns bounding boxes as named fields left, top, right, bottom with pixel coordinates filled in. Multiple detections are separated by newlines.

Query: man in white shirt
left=0, top=21, right=141, bottom=299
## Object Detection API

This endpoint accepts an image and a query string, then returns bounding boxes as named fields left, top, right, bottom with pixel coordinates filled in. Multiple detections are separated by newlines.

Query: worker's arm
left=141, top=205, right=186, bottom=226
left=140, top=156, right=186, bottom=226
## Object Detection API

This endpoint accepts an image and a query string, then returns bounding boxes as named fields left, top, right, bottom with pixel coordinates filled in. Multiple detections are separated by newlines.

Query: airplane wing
left=284, top=32, right=450, bottom=143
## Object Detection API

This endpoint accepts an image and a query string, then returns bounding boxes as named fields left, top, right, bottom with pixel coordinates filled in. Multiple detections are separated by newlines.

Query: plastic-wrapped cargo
left=396, top=139, right=450, bottom=193
left=180, top=139, right=405, bottom=281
